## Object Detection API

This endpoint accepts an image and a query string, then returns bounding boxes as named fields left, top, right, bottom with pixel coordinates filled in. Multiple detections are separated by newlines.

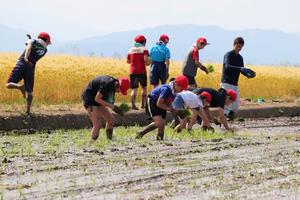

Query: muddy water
left=1, top=117, right=300, bottom=200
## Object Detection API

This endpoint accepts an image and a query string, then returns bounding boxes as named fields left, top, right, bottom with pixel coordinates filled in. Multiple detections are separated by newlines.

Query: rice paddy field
left=0, top=53, right=300, bottom=105
left=1, top=118, right=300, bottom=199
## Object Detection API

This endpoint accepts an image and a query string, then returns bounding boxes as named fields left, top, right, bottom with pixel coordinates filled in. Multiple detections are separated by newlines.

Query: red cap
left=196, top=37, right=209, bottom=45
left=118, top=77, right=130, bottom=95
left=159, top=34, right=169, bottom=43
left=38, top=32, right=51, bottom=45
left=175, top=75, right=189, bottom=90
left=200, top=91, right=212, bottom=103
left=134, top=35, right=146, bottom=43
left=227, top=89, right=237, bottom=101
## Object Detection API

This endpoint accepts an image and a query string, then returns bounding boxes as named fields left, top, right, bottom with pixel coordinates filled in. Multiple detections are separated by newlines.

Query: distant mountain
left=1, top=24, right=300, bottom=65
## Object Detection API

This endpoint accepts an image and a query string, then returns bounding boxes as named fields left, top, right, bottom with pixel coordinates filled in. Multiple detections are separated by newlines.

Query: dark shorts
left=183, top=74, right=196, bottom=86
left=150, top=62, right=167, bottom=85
left=81, top=95, right=100, bottom=109
left=130, top=74, right=147, bottom=89
left=7, top=61, right=35, bottom=93
left=146, top=96, right=167, bottom=119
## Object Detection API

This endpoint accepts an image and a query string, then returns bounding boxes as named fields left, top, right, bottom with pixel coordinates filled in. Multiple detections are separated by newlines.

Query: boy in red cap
left=127, top=35, right=151, bottom=110
left=6, top=32, right=51, bottom=115
left=81, top=76, right=130, bottom=140
left=149, top=34, right=171, bottom=88
left=172, top=90, right=213, bottom=132
left=193, top=88, right=237, bottom=132
left=136, top=75, right=188, bottom=140
left=182, top=37, right=209, bottom=89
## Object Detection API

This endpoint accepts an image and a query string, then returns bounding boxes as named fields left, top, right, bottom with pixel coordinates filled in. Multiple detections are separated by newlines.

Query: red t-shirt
left=127, top=46, right=149, bottom=74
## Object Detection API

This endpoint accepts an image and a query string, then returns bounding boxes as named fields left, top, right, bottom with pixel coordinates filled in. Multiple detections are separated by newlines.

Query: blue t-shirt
left=19, top=39, right=47, bottom=65
left=221, top=50, right=244, bottom=86
left=150, top=42, right=170, bottom=62
left=149, top=84, right=175, bottom=104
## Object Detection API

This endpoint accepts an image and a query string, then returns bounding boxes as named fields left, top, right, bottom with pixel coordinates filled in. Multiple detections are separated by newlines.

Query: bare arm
left=95, top=92, right=114, bottom=109
left=24, top=40, right=33, bottom=65
left=195, top=60, right=208, bottom=74
left=144, top=55, right=151, bottom=66
left=218, top=108, right=231, bottom=130
left=157, top=97, right=172, bottom=111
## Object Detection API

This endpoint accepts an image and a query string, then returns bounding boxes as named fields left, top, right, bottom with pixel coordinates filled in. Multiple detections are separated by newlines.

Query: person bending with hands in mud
left=172, top=90, right=213, bottom=132
left=136, top=75, right=189, bottom=140
left=6, top=32, right=51, bottom=115
left=81, top=76, right=130, bottom=140
left=194, top=88, right=237, bottom=132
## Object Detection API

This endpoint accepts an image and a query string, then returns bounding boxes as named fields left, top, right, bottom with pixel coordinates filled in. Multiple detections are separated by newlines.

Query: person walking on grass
left=136, top=75, right=189, bottom=140
left=182, top=37, right=209, bottom=89
left=81, top=76, right=130, bottom=140
left=172, top=90, right=213, bottom=132
left=149, top=34, right=171, bottom=88
left=6, top=32, right=51, bottom=115
left=221, top=37, right=256, bottom=120
left=127, top=35, right=151, bottom=110
left=193, top=88, right=237, bottom=132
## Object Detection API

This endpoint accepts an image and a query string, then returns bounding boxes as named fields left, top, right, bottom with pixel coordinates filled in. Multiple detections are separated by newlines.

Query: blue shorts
left=7, top=60, right=35, bottom=93
left=150, top=61, right=167, bottom=85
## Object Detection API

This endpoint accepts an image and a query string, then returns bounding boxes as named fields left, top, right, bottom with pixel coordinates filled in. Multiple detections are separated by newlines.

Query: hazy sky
left=1, top=0, right=299, bottom=41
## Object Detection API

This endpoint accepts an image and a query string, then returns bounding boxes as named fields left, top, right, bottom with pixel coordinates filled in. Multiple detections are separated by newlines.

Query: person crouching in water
left=172, top=90, right=213, bottom=132
left=81, top=76, right=130, bottom=140
left=6, top=32, right=51, bottom=115
left=136, top=75, right=189, bottom=140
left=193, top=88, right=237, bottom=132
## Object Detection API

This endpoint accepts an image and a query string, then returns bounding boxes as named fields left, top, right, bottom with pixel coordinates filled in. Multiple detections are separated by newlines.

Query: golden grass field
left=0, top=53, right=300, bottom=105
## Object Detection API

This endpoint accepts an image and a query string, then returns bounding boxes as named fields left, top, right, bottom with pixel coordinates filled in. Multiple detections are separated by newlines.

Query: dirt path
left=1, top=118, right=300, bottom=199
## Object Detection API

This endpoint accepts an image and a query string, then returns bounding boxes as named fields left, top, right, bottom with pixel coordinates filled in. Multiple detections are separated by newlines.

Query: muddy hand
left=112, top=105, right=124, bottom=116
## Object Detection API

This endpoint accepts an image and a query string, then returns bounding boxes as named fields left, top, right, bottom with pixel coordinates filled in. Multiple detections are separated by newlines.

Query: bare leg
left=26, top=92, right=33, bottom=114
left=141, top=87, right=147, bottom=109
left=99, top=106, right=115, bottom=140
left=6, top=83, right=26, bottom=98
left=87, top=106, right=102, bottom=140
left=152, top=116, right=166, bottom=140
left=131, top=89, right=138, bottom=110
left=136, top=122, right=157, bottom=139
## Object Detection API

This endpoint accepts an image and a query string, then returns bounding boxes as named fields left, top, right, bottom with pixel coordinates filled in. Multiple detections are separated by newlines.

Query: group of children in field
left=6, top=32, right=256, bottom=141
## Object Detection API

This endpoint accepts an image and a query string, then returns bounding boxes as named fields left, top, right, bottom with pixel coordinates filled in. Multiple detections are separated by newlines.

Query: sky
left=0, top=0, right=299, bottom=41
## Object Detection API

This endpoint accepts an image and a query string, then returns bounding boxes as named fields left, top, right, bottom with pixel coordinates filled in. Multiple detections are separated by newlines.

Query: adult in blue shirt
left=149, top=34, right=171, bottom=88
left=221, top=37, right=256, bottom=120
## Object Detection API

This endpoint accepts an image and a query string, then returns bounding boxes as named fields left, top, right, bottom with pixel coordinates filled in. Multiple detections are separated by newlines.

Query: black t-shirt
left=221, top=50, right=244, bottom=86
left=82, top=76, right=117, bottom=104
left=19, top=40, right=47, bottom=65
left=193, top=88, right=226, bottom=108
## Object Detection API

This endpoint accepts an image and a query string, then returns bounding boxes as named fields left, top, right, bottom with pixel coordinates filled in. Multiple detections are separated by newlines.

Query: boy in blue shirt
left=149, top=34, right=171, bottom=88
left=136, top=75, right=189, bottom=140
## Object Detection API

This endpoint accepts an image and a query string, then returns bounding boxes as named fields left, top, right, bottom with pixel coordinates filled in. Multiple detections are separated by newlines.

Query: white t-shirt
left=178, top=90, right=203, bottom=109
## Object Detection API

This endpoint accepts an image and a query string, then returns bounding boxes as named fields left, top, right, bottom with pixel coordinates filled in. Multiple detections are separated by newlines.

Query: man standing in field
left=182, top=37, right=209, bottom=89
left=81, top=76, right=130, bottom=140
left=136, top=75, right=188, bottom=140
left=6, top=32, right=51, bottom=115
left=127, top=35, right=151, bottom=110
left=221, top=37, right=256, bottom=120
left=149, top=34, right=171, bottom=88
